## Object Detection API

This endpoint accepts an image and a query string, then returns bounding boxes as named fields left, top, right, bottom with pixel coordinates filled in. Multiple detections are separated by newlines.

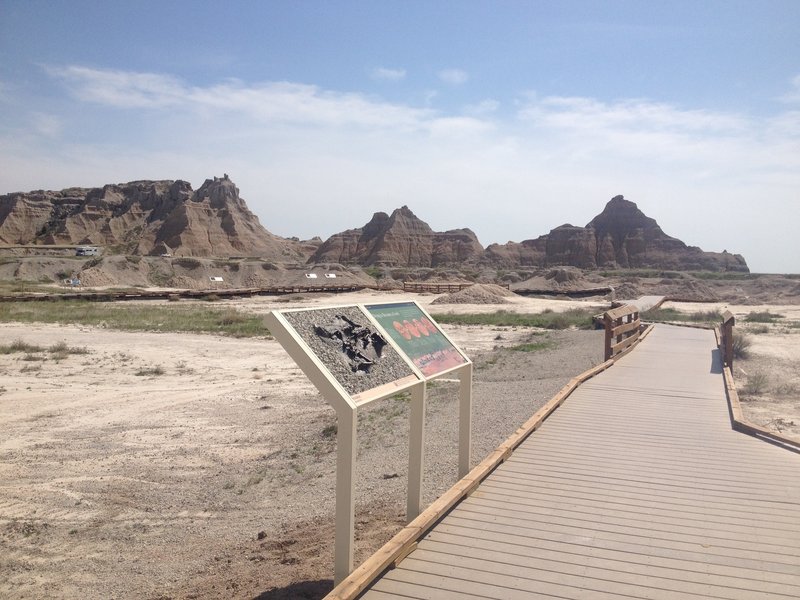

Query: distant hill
left=0, top=176, right=316, bottom=260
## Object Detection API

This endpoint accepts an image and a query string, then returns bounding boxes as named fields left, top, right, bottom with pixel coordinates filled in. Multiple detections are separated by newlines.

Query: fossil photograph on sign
left=282, top=306, right=414, bottom=396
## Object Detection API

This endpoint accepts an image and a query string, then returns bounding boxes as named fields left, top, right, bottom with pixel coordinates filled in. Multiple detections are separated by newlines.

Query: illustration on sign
left=366, top=302, right=467, bottom=377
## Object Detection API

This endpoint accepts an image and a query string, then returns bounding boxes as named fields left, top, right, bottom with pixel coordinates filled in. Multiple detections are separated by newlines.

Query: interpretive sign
left=266, top=300, right=473, bottom=584
left=366, top=301, right=468, bottom=377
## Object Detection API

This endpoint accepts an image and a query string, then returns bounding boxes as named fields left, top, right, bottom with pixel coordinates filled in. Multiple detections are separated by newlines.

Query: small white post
left=334, top=409, right=358, bottom=585
left=407, top=381, right=427, bottom=522
left=458, top=363, right=473, bottom=479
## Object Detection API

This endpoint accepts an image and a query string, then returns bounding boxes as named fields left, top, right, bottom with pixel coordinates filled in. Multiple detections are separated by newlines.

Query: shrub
left=175, top=257, right=202, bottom=270
left=744, top=311, right=783, bottom=323
left=732, top=332, right=751, bottom=359
left=742, top=371, right=768, bottom=395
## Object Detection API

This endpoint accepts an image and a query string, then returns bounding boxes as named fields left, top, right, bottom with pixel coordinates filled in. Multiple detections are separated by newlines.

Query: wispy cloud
left=50, top=65, right=433, bottom=129
left=438, top=68, right=468, bottom=85
left=371, top=67, right=406, bottom=82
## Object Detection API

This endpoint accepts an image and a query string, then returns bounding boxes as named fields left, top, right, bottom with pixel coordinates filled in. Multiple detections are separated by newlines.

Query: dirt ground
left=0, top=292, right=797, bottom=599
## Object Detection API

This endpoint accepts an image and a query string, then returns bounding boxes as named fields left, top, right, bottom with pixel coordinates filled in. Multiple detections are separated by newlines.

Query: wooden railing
left=402, top=282, right=509, bottom=293
left=719, top=310, right=735, bottom=368
left=603, top=304, right=641, bottom=360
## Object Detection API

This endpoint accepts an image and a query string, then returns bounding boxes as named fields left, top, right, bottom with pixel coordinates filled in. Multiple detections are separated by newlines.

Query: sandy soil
left=1, top=292, right=797, bottom=599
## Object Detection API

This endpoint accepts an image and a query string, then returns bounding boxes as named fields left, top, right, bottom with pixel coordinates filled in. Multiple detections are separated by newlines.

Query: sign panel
left=366, top=302, right=467, bottom=377
left=280, top=305, right=416, bottom=398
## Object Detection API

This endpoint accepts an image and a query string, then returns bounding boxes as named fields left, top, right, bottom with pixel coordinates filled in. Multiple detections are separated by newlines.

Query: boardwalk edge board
left=324, top=323, right=654, bottom=600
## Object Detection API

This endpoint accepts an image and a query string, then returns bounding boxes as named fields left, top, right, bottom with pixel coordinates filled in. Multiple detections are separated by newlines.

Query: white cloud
left=371, top=67, right=406, bottom=82
left=438, top=68, right=468, bottom=85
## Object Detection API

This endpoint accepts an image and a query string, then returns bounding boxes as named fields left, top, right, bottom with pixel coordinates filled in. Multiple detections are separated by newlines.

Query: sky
left=0, top=1, right=798, bottom=273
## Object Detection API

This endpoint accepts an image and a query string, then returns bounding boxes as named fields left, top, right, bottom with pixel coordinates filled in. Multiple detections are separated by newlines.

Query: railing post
left=721, top=310, right=735, bottom=368
left=604, top=313, right=613, bottom=360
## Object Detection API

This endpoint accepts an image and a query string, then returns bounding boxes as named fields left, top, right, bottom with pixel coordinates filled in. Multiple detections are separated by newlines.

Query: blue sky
left=1, top=1, right=799, bottom=272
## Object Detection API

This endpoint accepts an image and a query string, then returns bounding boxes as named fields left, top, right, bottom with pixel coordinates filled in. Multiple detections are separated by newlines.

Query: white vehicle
left=76, top=246, right=100, bottom=256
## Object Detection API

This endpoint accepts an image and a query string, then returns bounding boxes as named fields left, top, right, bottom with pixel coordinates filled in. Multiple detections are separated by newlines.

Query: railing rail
left=603, top=304, right=641, bottom=360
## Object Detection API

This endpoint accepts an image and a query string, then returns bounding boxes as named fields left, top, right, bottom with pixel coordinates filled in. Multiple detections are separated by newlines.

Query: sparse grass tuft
left=0, top=339, right=44, bottom=354
left=135, top=365, right=166, bottom=377
left=48, top=341, right=90, bottom=355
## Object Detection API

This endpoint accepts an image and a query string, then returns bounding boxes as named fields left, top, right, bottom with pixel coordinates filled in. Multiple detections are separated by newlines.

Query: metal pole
left=407, top=381, right=426, bottom=522
left=458, top=363, right=473, bottom=479
left=334, top=409, right=357, bottom=585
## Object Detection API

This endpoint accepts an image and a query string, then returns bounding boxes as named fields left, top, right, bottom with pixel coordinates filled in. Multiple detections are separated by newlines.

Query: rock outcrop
left=0, top=177, right=310, bottom=260
left=485, top=196, right=748, bottom=272
left=310, top=206, right=485, bottom=267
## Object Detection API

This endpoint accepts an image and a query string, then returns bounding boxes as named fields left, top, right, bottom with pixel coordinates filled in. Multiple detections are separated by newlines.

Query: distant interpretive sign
left=366, top=302, right=467, bottom=377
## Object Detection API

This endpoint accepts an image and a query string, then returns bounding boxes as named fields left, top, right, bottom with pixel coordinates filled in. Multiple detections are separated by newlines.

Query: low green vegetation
left=743, top=311, right=784, bottom=323
left=0, top=301, right=269, bottom=337
left=641, top=307, right=722, bottom=324
left=690, top=272, right=762, bottom=281
left=433, top=308, right=595, bottom=330
left=510, top=340, right=554, bottom=352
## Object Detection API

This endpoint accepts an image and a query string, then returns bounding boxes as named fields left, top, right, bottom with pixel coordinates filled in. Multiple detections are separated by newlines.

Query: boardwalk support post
left=720, top=310, right=735, bottom=368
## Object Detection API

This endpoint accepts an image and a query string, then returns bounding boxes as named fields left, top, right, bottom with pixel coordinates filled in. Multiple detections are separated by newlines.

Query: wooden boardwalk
left=358, top=325, right=800, bottom=599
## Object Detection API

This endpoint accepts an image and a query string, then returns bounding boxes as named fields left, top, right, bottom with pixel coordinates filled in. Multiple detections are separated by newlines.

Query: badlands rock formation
left=0, top=177, right=311, bottom=260
left=310, top=205, right=484, bottom=267
left=484, top=196, right=748, bottom=272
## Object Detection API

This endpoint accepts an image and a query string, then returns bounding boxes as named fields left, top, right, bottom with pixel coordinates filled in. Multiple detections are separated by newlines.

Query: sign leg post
left=458, top=363, right=473, bottom=479
left=334, top=410, right=357, bottom=585
left=407, top=381, right=426, bottom=522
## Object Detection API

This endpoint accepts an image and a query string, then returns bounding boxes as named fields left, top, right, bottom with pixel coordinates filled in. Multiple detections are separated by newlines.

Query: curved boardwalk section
left=360, top=325, right=800, bottom=599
